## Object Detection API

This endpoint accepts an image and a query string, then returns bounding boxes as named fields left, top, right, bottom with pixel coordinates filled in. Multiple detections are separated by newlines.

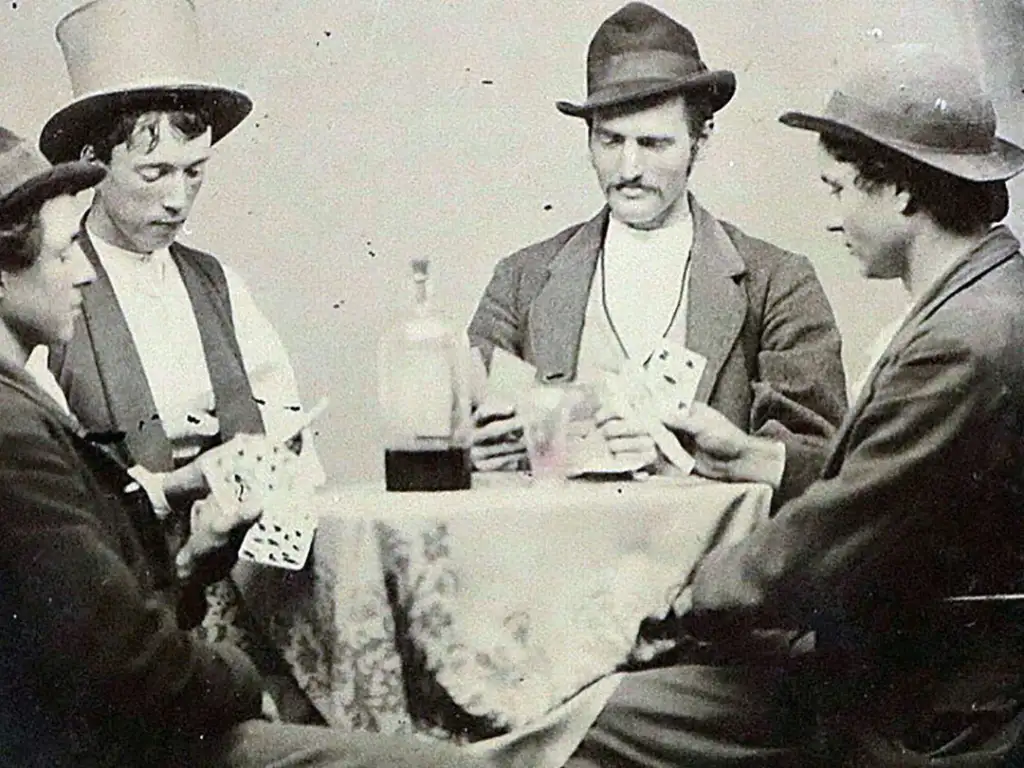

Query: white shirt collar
left=85, top=222, right=173, bottom=267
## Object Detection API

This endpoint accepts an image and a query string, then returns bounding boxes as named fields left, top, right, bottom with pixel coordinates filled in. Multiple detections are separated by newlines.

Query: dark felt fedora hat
left=556, top=2, right=735, bottom=118
left=0, top=126, right=105, bottom=224
left=40, top=0, right=253, bottom=164
left=780, top=45, right=1024, bottom=182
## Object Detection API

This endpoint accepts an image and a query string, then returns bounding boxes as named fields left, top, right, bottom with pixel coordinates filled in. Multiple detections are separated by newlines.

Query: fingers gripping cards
left=198, top=399, right=328, bottom=570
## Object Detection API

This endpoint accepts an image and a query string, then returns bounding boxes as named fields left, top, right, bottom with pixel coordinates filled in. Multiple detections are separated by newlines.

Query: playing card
left=197, top=398, right=329, bottom=571
left=605, top=369, right=695, bottom=474
left=238, top=507, right=316, bottom=570
left=643, top=341, right=707, bottom=413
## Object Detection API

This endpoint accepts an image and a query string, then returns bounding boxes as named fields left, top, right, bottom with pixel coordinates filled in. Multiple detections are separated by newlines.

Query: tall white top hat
left=40, top=0, right=252, bottom=163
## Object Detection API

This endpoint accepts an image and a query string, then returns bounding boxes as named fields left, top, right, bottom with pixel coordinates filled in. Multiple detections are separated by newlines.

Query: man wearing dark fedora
left=660, top=45, right=1024, bottom=766
left=470, top=6, right=846, bottom=763
left=468, top=2, right=846, bottom=500
left=32, top=0, right=325, bottom=724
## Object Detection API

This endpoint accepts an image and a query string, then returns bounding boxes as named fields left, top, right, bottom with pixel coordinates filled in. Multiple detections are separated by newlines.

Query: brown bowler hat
left=0, top=126, right=105, bottom=224
left=40, top=0, right=252, bottom=164
left=780, top=45, right=1024, bottom=182
left=556, top=2, right=735, bottom=118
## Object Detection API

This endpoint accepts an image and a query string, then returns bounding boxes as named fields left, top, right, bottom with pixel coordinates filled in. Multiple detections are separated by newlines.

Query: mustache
left=610, top=181, right=657, bottom=193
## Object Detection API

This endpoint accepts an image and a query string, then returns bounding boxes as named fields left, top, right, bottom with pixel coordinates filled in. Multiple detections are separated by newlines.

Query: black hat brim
left=556, top=69, right=735, bottom=118
left=40, top=84, right=253, bottom=164
left=0, top=161, right=106, bottom=224
left=780, top=110, right=1024, bottom=182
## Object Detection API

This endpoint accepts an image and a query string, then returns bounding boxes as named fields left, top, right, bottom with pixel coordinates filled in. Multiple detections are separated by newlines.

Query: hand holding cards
left=195, top=398, right=328, bottom=570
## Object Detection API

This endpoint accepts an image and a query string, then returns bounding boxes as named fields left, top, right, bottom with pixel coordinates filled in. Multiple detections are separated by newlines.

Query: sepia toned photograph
left=0, top=1, right=1023, bottom=766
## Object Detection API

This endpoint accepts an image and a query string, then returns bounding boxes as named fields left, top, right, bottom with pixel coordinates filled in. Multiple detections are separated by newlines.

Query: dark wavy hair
left=819, top=132, right=1009, bottom=235
left=87, top=108, right=211, bottom=164
left=0, top=209, right=43, bottom=273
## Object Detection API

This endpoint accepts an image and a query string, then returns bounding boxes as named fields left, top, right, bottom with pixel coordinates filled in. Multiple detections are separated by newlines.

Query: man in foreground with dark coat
left=0, top=126, right=485, bottom=768
left=662, top=46, right=1024, bottom=766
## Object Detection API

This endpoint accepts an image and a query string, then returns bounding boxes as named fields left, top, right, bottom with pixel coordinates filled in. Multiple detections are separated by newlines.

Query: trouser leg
left=565, top=664, right=812, bottom=768
left=172, top=721, right=492, bottom=768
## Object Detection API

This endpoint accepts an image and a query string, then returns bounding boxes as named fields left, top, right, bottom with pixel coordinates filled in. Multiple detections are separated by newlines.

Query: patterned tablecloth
left=234, top=472, right=772, bottom=759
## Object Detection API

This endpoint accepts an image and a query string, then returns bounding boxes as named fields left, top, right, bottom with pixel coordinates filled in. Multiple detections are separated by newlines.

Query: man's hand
left=175, top=495, right=261, bottom=579
left=594, top=406, right=658, bottom=469
left=664, top=402, right=786, bottom=488
left=472, top=402, right=527, bottom=471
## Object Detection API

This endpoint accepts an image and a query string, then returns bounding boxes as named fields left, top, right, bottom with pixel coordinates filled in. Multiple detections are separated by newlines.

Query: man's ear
left=892, top=186, right=913, bottom=216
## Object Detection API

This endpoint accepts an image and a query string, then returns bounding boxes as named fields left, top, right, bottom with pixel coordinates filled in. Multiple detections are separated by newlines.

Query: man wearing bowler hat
left=659, top=46, right=1024, bottom=765
left=468, top=2, right=847, bottom=503
left=33, top=0, right=325, bottom=723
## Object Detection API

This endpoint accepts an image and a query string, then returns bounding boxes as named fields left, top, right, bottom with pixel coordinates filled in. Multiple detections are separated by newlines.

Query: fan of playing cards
left=195, top=398, right=328, bottom=570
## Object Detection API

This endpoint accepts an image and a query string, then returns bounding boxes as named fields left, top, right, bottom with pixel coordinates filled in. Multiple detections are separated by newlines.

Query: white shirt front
left=29, top=229, right=325, bottom=485
left=599, top=212, right=695, bottom=362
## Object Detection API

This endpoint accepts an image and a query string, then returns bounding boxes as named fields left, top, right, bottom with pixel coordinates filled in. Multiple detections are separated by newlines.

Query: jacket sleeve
left=690, top=329, right=1009, bottom=633
left=751, top=255, right=848, bottom=502
left=0, top=427, right=264, bottom=736
left=467, top=254, right=527, bottom=368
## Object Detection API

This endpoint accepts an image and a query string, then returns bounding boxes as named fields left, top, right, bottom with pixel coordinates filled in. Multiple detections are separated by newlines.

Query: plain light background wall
left=0, top=1, right=1012, bottom=484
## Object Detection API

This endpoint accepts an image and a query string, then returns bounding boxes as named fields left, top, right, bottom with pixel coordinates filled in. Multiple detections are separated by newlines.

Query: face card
left=643, top=342, right=707, bottom=413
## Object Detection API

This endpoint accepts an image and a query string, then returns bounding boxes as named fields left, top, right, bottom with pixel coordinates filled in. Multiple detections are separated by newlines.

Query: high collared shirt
left=28, top=228, right=325, bottom=485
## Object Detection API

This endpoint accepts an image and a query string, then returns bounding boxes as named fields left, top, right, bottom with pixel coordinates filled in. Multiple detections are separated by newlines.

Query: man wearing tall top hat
left=0, top=126, right=490, bottom=768
left=653, top=46, right=1024, bottom=766
left=467, top=2, right=847, bottom=504
left=33, top=0, right=325, bottom=724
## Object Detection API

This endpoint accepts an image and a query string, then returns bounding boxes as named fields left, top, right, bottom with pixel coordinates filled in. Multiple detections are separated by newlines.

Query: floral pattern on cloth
left=380, top=521, right=675, bottom=734
left=194, top=578, right=258, bottom=648
left=261, top=520, right=423, bottom=735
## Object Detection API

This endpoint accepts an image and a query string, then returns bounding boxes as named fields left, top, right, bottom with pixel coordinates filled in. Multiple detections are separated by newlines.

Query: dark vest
left=49, top=231, right=266, bottom=472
